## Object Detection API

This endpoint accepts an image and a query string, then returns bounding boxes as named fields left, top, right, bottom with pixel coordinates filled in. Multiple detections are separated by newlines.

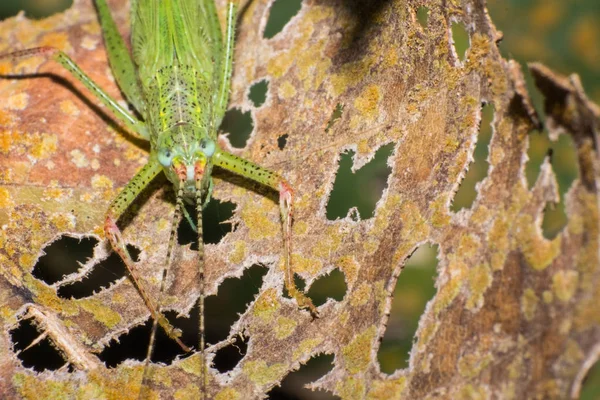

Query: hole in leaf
left=541, top=134, right=579, bottom=239
left=451, top=103, right=494, bottom=211
left=220, top=108, right=254, bottom=149
left=0, top=0, right=72, bottom=20
left=326, top=143, right=394, bottom=220
left=56, top=244, right=140, bottom=299
left=305, top=269, right=347, bottom=307
left=267, top=353, right=336, bottom=399
left=98, top=308, right=192, bottom=367
left=213, top=335, right=249, bottom=373
left=416, top=6, right=429, bottom=28
left=451, top=21, right=470, bottom=62
left=525, top=130, right=551, bottom=189
left=277, top=134, right=288, bottom=150
left=33, top=235, right=97, bottom=285
left=580, top=357, right=600, bottom=400
left=178, top=198, right=236, bottom=250
left=249, top=80, right=269, bottom=107
left=324, top=103, right=344, bottom=133
left=10, top=317, right=67, bottom=372
left=263, top=0, right=303, bottom=39
left=378, top=243, right=439, bottom=373
left=206, top=264, right=268, bottom=345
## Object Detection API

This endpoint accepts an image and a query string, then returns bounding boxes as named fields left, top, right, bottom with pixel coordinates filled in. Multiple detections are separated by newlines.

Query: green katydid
left=1, top=0, right=317, bottom=396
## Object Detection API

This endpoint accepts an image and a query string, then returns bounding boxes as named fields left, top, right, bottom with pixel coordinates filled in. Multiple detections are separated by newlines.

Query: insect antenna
left=139, top=183, right=186, bottom=399
left=194, top=176, right=207, bottom=399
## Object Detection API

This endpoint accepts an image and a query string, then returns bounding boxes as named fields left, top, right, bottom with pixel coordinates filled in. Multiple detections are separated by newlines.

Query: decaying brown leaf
left=0, top=0, right=598, bottom=399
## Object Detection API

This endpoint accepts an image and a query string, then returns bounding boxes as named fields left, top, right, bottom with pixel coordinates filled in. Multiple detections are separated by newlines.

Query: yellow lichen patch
left=336, top=376, right=366, bottom=400
left=243, top=360, right=287, bottom=387
left=60, top=99, right=80, bottom=117
left=0, top=187, right=13, bottom=208
left=458, top=234, right=480, bottom=260
left=342, top=325, right=376, bottom=374
left=292, top=337, right=323, bottom=360
left=336, top=255, right=360, bottom=287
left=417, top=320, right=440, bottom=352
left=91, top=174, right=114, bottom=189
left=567, top=212, right=584, bottom=235
left=174, top=385, right=200, bottom=400
left=455, top=383, right=488, bottom=400
left=40, top=32, right=72, bottom=53
left=49, top=212, right=75, bottom=231
left=6, top=93, right=28, bottom=110
left=267, top=50, right=295, bottom=79
left=399, top=201, right=430, bottom=242
left=350, top=282, right=372, bottom=307
left=14, top=372, right=78, bottom=400
left=240, top=198, right=278, bottom=240
left=433, top=256, right=467, bottom=315
left=542, top=290, right=553, bottom=304
left=253, top=287, right=280, bottom=322
left=491, top=251, right=507, bottom=271
left=41, top=187, right=73, bottom=202
left=354, top=84, right=381, bottom=121
left=311, top=225, right=342, bottom=258
left=471, top=205, right=491, bottom=226
left=520, top=288, right=538, bottom=321
left=551, top=270, right=579, bottom=302
left=278, top=81, right=297, bottom=99
left=367, top=377, right=406, bottom=400
left=369, top=194, right=401, bottom=239
left=78, top=298, right=121, bottom=328
left=514, top=214, right=561, bottom=271
left=487, top=215, right=509, bottom=254
left=177, top=353, right=202, bottom=377
left=290, top=254, right=322, bottom=275
left=466, top=262, right=492, bottom=310
left=228, top=241, right=246, bottom=265
left=215, top=388, right=241, bottom=400
left=430, top=195, right=451, bottom=227
left=457, top=352, right=493, bottom=379
left=18, top=252, right=37, bottom=270
left=30, top=133, right=58, bottom=159
left=329, top=59, right=372, bottom=97
left=274, top=316, right=297, bottom=340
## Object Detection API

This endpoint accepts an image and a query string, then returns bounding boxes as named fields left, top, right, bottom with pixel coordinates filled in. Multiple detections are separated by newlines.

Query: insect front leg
left=104, top=160, right=191, bottom=352
left=213, top=149, right=318, bottom=316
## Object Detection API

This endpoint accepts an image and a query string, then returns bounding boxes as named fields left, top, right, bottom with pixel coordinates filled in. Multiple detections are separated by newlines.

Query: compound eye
left=157, top=149, right=174, bottom=167
left=199, top=138, right=216, bottom=157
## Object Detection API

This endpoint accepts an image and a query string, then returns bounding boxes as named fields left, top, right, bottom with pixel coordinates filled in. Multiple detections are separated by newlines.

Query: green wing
left=131, top=0, right=223, bottom=89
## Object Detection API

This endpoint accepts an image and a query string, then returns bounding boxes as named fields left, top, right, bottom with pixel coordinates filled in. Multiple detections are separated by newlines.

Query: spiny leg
left=140, top=181, right=186, bottom=399
left=104, top=160, right=191, bottom=352
left=0, top=46, right=149, bottom=139
left=195, top=176, right=208, bottom=399
left=212, top=149, right=318, bottom=316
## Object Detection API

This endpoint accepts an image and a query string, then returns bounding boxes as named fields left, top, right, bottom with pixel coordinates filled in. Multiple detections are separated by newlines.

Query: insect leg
left=94, top=0, right=146, bottom=115
left=104, top=160, right=191, bottom=352
left=0, top=47, right=149, bottom=140
left=212, top=149, right=318, bottom=315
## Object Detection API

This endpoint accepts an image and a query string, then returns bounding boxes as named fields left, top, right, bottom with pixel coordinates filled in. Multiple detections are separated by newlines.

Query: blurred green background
left=1, top=0, right=599, bottom=398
